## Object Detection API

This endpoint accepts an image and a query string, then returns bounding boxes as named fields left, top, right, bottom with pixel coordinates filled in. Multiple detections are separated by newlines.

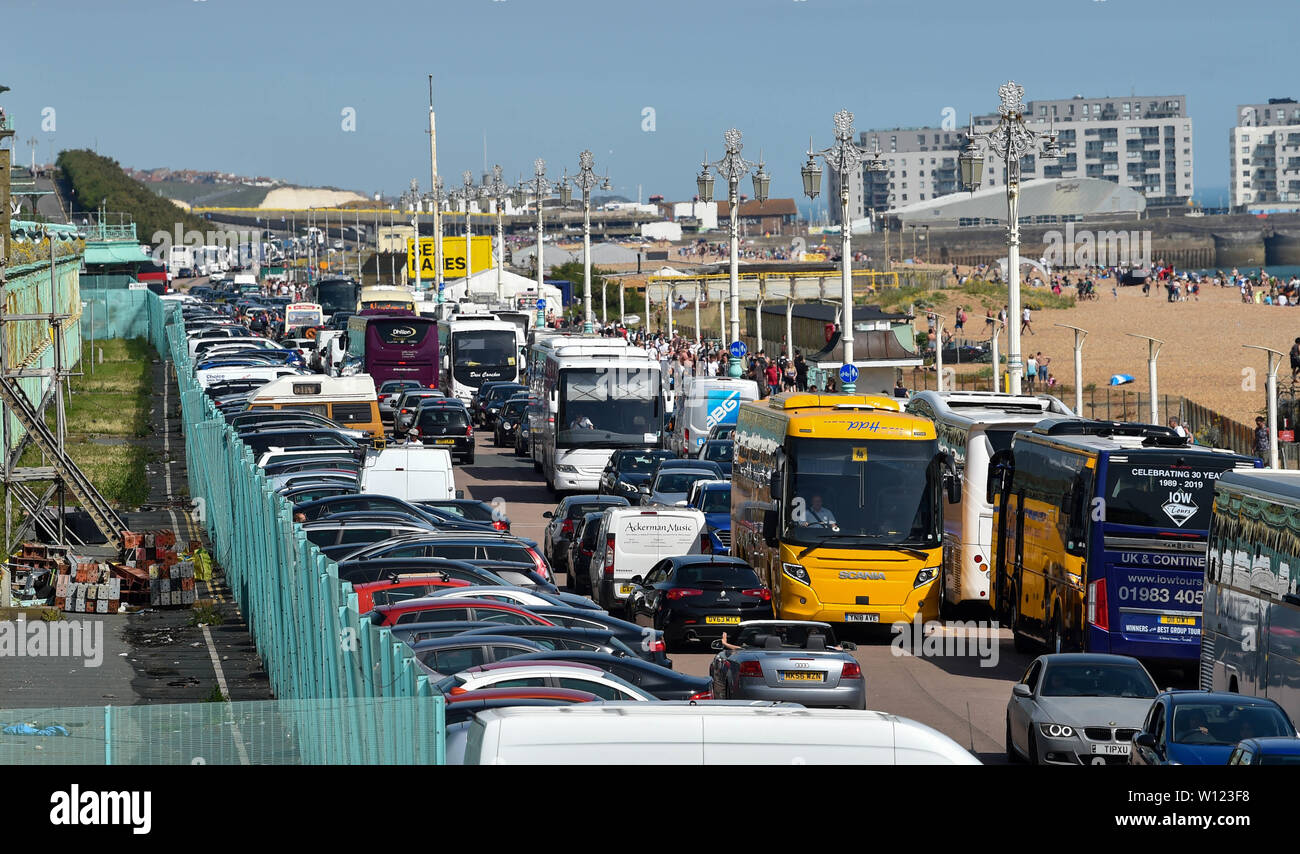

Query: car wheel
left=1006, top=718, right=1023, bottom=764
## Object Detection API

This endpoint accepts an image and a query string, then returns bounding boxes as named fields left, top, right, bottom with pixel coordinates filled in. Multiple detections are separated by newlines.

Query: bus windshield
left=784, top=437, right=940, bottom=548
left=315, top=281, right=358, bottom=315
left=558, top=366, right=661, bottom=448
left=1103, top=454, right=1244, bottom=530
left=453, top=329, right=516, bottom=367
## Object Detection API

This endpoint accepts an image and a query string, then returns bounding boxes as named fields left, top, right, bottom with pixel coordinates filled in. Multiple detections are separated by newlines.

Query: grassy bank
left=17, top=337, right=155, bottom=507
left=871, top=278, right=1076, bottom=314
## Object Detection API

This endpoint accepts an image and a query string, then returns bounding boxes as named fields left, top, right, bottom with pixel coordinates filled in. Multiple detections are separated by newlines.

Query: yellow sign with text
left=407, top=235, right=494, bottom=278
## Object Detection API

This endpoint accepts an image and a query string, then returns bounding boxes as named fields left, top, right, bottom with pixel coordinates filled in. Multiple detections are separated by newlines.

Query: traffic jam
left=180, top=279, right=1299, bottom=767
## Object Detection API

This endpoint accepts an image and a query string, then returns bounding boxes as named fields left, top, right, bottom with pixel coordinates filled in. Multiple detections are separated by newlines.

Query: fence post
left=104, top=705, right=112, bottom=765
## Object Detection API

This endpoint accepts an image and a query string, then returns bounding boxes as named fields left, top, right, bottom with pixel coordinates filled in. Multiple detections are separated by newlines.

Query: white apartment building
left=1230, top=98, right=1300, bottom=211
left=834, top=94, right=1194, bottom=222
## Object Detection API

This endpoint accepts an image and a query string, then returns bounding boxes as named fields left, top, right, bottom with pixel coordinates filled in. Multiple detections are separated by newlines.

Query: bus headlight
left=914, top=566, right=939, bottom=588
left=782, top=563, right=811, bottom=586
left=556, top=464, right=579, bottom=474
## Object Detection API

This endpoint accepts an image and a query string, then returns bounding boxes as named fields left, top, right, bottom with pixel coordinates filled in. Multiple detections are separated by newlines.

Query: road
left=453, top=432, right=1033, bottom=763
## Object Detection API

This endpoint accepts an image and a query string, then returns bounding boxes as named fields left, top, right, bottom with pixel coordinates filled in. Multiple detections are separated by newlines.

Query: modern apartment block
left=833, top=93, right=1194, bottom=222
left=1229, top=98, right=1300, bottom=211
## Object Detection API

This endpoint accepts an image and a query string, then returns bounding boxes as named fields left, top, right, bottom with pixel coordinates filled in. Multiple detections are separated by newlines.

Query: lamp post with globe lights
left=957, top=81, right=1061, bottom=395
left=800, top=110, right=887, bottom=395
left=696, top=129, right=769, bottom=377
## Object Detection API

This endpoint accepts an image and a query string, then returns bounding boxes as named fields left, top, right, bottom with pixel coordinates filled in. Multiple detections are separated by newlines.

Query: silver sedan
left=708, top=620, right=865, bottom=710
left=1005, top=653, right=1160, bottom=766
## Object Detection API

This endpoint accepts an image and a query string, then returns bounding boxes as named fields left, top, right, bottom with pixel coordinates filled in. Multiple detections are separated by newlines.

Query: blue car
left=1227, top=737, right=1300, bottom=765
left=688, top=479, right=731, bottom=554
left=1130, top=690, right=1296, bottom=765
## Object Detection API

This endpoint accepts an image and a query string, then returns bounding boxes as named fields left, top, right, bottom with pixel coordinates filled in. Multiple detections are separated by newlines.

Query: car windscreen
left=568, top=502, right=620, bottom=520
left=674, top=563, right=760, bottom=587
left=701, top=489, right=730, bottom=513
left=703, top=443, right=733, bottom=462
left=1102, top=454, right=1246, bottom=530
left=1171, top=703, right=1294, bottom=746
left=1039, top=662, right=1157, bottom=698
left=655, top=472, right=710, bottom=494
left=619, top=452, right=671, bottom=473
left=417, top=408, right=469, bottom=431
left=736, top=623, right=837, bottom=648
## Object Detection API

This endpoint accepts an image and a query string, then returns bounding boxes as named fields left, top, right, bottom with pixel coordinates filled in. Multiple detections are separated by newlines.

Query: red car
left=443, top=686, right=598, bottom=707
left=352, top=575, right=470, bottom=614
left=370, top=598, right=554, bottom=628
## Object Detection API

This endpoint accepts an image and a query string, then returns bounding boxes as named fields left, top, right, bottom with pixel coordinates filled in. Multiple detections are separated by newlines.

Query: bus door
left=988, top=449, right=1015, bottom=622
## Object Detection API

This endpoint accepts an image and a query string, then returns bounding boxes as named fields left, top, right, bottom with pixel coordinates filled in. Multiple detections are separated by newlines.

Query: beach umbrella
left=1109, top=374, right=1135, bottom=386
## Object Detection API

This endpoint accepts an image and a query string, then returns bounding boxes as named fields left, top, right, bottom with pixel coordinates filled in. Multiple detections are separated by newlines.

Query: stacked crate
left=121, top=530, right=192, bottom=607
left=54, top=553, right=120, bottom=614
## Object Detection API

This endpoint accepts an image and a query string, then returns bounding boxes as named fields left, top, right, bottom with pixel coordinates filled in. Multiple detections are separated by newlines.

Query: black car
left=507, top=651, right=710, bottom=700
left=493, top=397, right=530, bottom=448
left=410, top=403, right=475, bottom=463
left=626, top=556, right=774, bottom=651
left=455, top=625, right=643, bottom=660
left=648, top=456, right=725, bottom=481
left=238, top=428, right=360, bottom=457
left=566, top=511, right=608, bottom=596
left=542, top=495, right=630, bottom=568
left=470, top=381, right=521, bottom=423
left=599, top=449, right=675, bottom=498
left=475, top=382, right=528, bottom=428
left=392, top=389, right=446, bottom=437
left=420, top=499, right=509, bottom=532
left=522, top=604, right=669, bottom=668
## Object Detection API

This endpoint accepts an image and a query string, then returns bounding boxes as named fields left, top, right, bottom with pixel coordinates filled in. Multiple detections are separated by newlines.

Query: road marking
left=201, top=624, right=250, bottom=765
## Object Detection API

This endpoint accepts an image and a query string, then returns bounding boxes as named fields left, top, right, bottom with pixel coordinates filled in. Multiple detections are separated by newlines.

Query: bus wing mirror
left=769, top=471, right=783, bottom=501
left=762, top=508, right=779, bottom=546
left=945, top=471, right=961, bottom=505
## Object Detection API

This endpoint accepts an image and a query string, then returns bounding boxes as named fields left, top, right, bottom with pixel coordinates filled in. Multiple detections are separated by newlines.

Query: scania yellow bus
left=731, top=393, right=945, bottom=626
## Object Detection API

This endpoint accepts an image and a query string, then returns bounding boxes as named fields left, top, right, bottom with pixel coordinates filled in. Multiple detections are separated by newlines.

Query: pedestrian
left=1021, top=306, right=1034, bottom=335
left=1253, top=416, right=1270, bottom=462
left=1168, top=417, right=1189, bottom=439
left=1025, top=353, right=1038, bottom=392
left=1292, top=337, right=1300, bottom=381
left=955, top=306, right=966, bottom=336
left=794, top=352, right=808, bottom=391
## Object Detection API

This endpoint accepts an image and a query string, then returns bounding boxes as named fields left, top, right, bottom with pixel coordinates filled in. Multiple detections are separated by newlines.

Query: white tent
left=438, top=267, right=565, bottom=315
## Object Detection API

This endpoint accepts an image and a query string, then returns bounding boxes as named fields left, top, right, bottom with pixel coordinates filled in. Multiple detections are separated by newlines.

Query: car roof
left=443, top=687, right=598, bottom=704
left=374, top=597, right=537, bottom=614
left=1239, top=737, right=1300, bottom=753
left=462, top=659, right=603, bottom=674
left=1161, top=690, right=1288, bottom=706
left=409, top=635, right=549, bottom=651
left=1039, top=653, right=1147, bottom=666
left=737, top=620, right=833, bottom=630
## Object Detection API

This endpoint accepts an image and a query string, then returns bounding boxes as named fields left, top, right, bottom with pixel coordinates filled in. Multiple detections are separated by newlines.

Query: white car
left=432, top=661, right=656, bottom=701
left=418, top=585, right=603, bottom=612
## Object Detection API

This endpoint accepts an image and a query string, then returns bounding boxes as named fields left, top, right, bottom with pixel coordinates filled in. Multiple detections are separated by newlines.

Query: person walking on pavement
left=1021, top=306, right=1034, bottom=335
left=1253, top=416, right=1270, bottom=463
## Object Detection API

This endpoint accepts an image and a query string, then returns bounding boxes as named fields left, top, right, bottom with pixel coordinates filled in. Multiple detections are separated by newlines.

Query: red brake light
left=738, top=660, right=763, bottom=678
left=688, top=690, right=712, bottom=701
left=1088, top=578, right=1108, bottom=632
left=648, top=638, right=666, bottom=653
left=530, top=549, right=551, bottom=581
left=700, top=532, right=712, bottom=554
left=492, top=520, right=508, bottom=531
left=840, top=661, right=862, bottom=679
left=561, top=518, right=575, bottom=535
left=743, top=587, right=772, bottom=602
left=603, top=534, right=616, bottom=577
left=428, top=383, right=437, bottom=389
left=665, top=588, right=703, bottom=601
left=467, top=424, right=473, bottom=437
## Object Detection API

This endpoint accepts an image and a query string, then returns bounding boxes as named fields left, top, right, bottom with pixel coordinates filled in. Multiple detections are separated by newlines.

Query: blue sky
left=2, top=0, right=1283, bottom=206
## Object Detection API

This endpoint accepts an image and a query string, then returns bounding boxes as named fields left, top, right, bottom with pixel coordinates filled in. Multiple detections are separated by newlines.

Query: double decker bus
left=731, top=393, right=944, bottom=626
left=527, top=335, right=663, bottom=493
left=991, top=419, right=1257, bottom=662
left=1202, top=470, right=1300, bottom=719
left=905, top=390, right=1075, bottom=613
left=345, top=312, right=438, bottom=389
left=438, top=315, right=523, bottom=403
left=308, top=277, right=360, bottom=324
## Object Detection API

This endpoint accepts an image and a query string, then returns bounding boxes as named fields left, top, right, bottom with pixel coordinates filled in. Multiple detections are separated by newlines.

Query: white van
left=195, top=366, right=301, bottom=389
left=360, top=446, right=456, bottom=503
left=669, top=376, right=759, bottom=457
left=588, top=507, right=705, bottom=609
left=461, top=703, right=982, bottom=765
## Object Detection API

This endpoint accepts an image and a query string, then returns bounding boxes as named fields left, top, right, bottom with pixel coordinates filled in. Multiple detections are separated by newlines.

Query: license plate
left=618, top=584, right=633, bottom=595
left=1090, top=743, right=1131, bottom=755
left=780, top=671, right=825, bottom=682
left=705, top=616, right=741, bottom=625
left=845, top=613, right=879, bottom=623
left=1159, top=615, right=1196, bottom=626
left=435, top=439, right=456, bottom=445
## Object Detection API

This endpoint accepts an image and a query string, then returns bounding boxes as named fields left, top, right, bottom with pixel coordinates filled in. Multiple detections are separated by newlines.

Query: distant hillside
left=57, top=150, right=208, bottom=241
left=149, top=180, right=272, bottom=209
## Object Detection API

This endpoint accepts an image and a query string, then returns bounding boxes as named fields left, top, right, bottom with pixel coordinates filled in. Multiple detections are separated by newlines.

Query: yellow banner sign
left=407, top=235, right=494, bottom=278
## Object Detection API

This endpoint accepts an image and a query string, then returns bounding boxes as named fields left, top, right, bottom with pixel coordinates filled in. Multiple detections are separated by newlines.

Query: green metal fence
left=148, top=295, right=441, bottom=715
left=0, top=697, right=443, bottom=764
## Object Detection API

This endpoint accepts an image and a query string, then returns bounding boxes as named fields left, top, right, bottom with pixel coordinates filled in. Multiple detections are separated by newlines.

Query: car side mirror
left=762, top=508, right=779, bottom=546
left=455, top=490, right=465, bottom=500
left=840, top=641, right=857, bottom=651
left=630, top=575, right=643, bottom=586
left=1133, top=732, right=1158, bottom=751
left=1012, top=683, right=1032, bottom=699
left=542, top=511, right=553, bottom=519
left=638, top=484, right=650, bottom=493
left=710, top=639, right=724, bottom=651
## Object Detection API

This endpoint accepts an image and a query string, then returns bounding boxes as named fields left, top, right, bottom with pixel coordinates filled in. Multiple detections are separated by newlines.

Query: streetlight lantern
left=696, top=160, right=715, bottom=204
left=752, top=159, right=771, bottom=204
left=958, top=123, right=984, bottom=192
left=511, top=185, right=527, bottom=209
left=558, top=176, right=574, bottom=207
left=801, top=147, right=823, bottom=200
